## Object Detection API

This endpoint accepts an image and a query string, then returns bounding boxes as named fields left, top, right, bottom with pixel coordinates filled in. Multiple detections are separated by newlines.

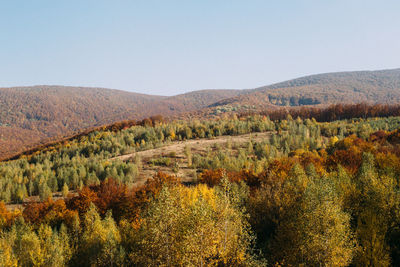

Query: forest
left=3, top=67, right=400, bottom=161
left=1, top=106, right=400, bottom=266
left=208, top=68, right=400, bottom=110
left=0, top=86, right=242, bottom=160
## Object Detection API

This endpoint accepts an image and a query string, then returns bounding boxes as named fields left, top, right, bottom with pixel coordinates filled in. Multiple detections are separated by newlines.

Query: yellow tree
left=77, top=204, right=125, bottom=267
left=36, top=224, right=72, bottom=267
left=352, top=153, right=396, bottom=266
left=132, top=183, right=261, bottom=266
left=272, top=176, right=355, bottom=266
left=132, top=186, right=183, bottom=266
left=3, top=222, right=72, bottom=267
left=0, top=231, right=18, bottom=267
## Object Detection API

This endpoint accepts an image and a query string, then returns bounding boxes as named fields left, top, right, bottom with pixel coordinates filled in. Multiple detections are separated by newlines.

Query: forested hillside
left=1, top=106, right=400, bottom=266
left=2, top=68, right=400, bottom=164
left=0, top=86, right=242, bottom=160
left=210, top=68, right=400, bottom=109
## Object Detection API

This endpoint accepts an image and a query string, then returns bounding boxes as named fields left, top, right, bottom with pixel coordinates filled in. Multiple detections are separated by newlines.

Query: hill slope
left=0, top=86, right=242, bottom=159
left=2, top=68, right=400, bottom=159
left=209, top=68, right=400, bottom=109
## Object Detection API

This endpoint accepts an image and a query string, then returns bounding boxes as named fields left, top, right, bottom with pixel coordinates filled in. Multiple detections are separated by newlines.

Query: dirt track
left=111, top=131, right=273, bottom=185
left=112, top=131, right=272, bottom=162
left=6, top=132, right=273, bottom=210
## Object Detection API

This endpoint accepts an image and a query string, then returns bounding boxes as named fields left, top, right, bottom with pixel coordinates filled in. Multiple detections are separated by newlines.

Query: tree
left=213, top=177, right=259, bottom=266
left=62, top=183, right=69, bottom=198
left=36, top=224, right=72, bottom=266
left=0, top=230, right=18, bottom=267
left=272, top=177, right=355, bottom=266
left=184, top=145, right=192, bottom=167
left=14, top=227, right=43, bottom=266
left=75, top=204, right=125, bottom=267
left=352, top=153, right=394, bottom=266
left=132, top=183, right=260, bottom=266
left=39, top=182, right=52, bottom=201
left=67, top=187, right=99, bottom=216
left=133, top=186, right=182, bottom=266
left=0, top=201, right=20, bottom=229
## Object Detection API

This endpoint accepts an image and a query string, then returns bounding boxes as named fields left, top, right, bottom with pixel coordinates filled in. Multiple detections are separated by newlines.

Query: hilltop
left=209, top=68, right=400, bottom=110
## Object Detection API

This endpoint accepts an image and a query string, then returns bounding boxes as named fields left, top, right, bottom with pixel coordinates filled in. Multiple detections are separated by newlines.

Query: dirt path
left=6, top=132, right=273, bottom=210
left=111, top=131, right=273, bottom=185
left=112, top=131, right=273, bottom=162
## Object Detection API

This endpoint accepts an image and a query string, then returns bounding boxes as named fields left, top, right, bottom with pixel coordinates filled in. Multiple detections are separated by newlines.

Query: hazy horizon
left=1, top=0, right=399, bottom=95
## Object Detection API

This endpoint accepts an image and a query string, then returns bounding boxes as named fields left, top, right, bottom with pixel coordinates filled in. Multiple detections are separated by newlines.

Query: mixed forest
left=2, top=68, right=400, bottom=161
left=0, top=86, right=242, bottom=160
left=1, top=104, right=400, bottom=266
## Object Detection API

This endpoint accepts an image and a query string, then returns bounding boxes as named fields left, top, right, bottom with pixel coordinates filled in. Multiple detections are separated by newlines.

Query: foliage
left=1, top=113, right=400, bottom=265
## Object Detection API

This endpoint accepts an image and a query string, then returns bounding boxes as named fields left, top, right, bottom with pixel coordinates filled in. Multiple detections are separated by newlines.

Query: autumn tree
left=272, top=176, right=355, bottom=266
left=62, top=183, right=69, bottom=198
left=0, top=230, right=18, bottom=267
left=3, top=221, right=72, bottom=266
left=131, top=183, right=261, bottom=266
left=352, top=153, right=396, bottom=266
left=74, top=204, right=125, bottom=267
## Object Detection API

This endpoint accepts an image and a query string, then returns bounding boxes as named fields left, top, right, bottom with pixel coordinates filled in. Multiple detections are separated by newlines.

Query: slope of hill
left=2, top=103, right=400, bottom=265
left=112, top=89, right=245, bottom=120
left=0, top=86, right=162, bottom=158
left=163, top=89, right=244, bottom=110
left=0, top=86, right=242, bottom=159
left=2, top=68, right=400, bottom=159
left=209, top=68, right=400, bottom=109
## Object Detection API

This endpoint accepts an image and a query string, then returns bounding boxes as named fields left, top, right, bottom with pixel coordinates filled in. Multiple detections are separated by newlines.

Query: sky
left=1, top=0, right=400, bottom=96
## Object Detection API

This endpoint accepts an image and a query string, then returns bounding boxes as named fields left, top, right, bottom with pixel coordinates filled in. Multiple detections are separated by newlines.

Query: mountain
left=209, top=68, right=400, bottom=109
left=2, top=68, right=400, bottom=160
left=0, top=86, right=243, bottom=159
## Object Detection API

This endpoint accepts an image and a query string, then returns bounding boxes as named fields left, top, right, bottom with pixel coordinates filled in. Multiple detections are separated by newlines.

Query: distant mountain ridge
left=1, top=68, right=400, bottom=159
left=209, top=68, right=400, bottom=109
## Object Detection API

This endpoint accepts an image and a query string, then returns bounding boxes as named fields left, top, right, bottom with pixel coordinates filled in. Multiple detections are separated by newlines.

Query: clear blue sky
left=1, top=0, right=399, bottom=95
